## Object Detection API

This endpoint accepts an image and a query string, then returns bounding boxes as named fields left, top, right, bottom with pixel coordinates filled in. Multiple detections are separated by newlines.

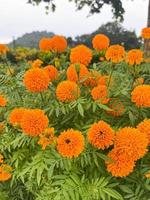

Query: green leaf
left=103, top=188, right=123, bottom=200
left=77, top=103, right=84, bottom=116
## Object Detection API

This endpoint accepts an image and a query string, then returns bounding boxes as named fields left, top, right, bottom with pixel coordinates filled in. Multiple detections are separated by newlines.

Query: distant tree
left=75, top=22, right=141, bottom=50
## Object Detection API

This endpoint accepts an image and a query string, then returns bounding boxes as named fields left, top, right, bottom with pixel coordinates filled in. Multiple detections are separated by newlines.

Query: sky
left=0, top=0, right=148, bottom=43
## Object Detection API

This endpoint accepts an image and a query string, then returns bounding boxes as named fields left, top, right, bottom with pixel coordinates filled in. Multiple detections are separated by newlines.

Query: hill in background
left=9, top=22, right=141, bottom=50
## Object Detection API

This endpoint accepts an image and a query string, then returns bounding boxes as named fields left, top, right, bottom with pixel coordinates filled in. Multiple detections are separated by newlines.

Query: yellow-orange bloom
left=108, top=99, right=125, bottom=117
left=85, top=70, right=101, bottom=87
left=0, top=154, right=3, bottom=163
left=141, top=27, right=150, bottom=39
left=43, top=65, right=58, bottom=82
left=23, top=68, right=49, bottom=93
left=114, top=127, right=148, bottom=161
left=0, top=44, right=9, bottom=55
left=106, top=45, right=125, bottom=63
left=0, top=164, right=12, bottom=182
left=66, top=63, right=90, bottom=83
left=92, top=34, right=110, bottom=51
left=126, top=49, right=143, bottom=65
left=50, top=35, right=67, bottom=53
left=21, top=109, right=49, bottom=137
left=70, top=45, right=92, bottom=66
left=39, top=38, right=52, bottom=51
left=38, top=128, right=56, bottom=150
left=9, top=108, right=27, bottom=126
left=106, top=148, right=135, bottom=177
left=56, top=80, right=80, bottom=102
left=98, top=75, right=111, bottom=86
left=57, top=129, right=84, bottom=158
left=32, top=59, right=43, bottom=68
left=88, top=120, right=115, bottom=150
left=131, top=85, right=150, bottom=107
left=91, top=85, right=109, bottom=104
left=0, top=95, right=7, bottom=107
left=137, top=119, right=150, bottom=145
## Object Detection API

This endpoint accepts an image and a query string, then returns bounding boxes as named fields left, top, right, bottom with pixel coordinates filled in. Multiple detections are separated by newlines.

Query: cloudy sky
left=0, top=0, right=148, bottom=43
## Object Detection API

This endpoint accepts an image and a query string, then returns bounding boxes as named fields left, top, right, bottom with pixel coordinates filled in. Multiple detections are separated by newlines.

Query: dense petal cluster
left=50, top=35, right=67, bottom=53
left=39, top=38, right=52, bottom=51
left=70, top=45, right=92, bottom=66
left=0, top=164, right=12, bottom=182
left=131, top=85, right=150, bottom=107
left=56, top=80, right=80, bottom=102
left=137, top=119, right=150, bottom=145
left=23, top=68, right=49, bottom=93
left=141, top=27, right=150, bottom=39
left=88, top=120, right=115, bottom=150
left=66, top=63, right=89, bottom=83
left=0, top=95, right=7, bottom=107
left=91, top=85, right=109, bottom=104
left=9, top=108, right=27, bottom=126
left=44, top=65, right=58, bottom=82
left=0, top=44, right=9, bottom=54
left=126, top=49, right=143, bottom=65
left=92, top=34, right=110, bottom=51
left=57, top=129, right=84, bottom=158
left=86, top=70, right=101, bottom=87
left=20, top=109, right=49, bottom=137
left=106, top=45, right=125, bottom=63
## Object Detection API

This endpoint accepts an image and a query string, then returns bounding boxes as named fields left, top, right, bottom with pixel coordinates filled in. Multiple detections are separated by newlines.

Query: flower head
left=39, top=38, right=52, bottom=51
left=106, top=45, right=125, bottom=63
left=21, top=109, right=49, bottom=137
left=85, top=70, right=101, bottom=87
left=0, top=154, right=3, bottom=163
left=126, top=49, right=143, bottom=65
left=131, top=85, right=150, bottom=107
left=0, top=164, right=12, bottom=182
left=106, top=148, right=135, bottom=177
left=114, top=127, right=148, bottom=161
left=66, top=63, right=90, bottom=83
left=56, top=80, right=80, bottom=102
left=0, top=44, right=9, bottom=55
left=70, top=45, right=92, bottom=66
left=137, top=119, right=150, bottom=145
left=50, top=35, right=67, bottom=53
left=23, top=68, right=49, bottom=93
left=88, top=120, right=115, bottom=150
left=57, top=129, right=84, bottom=158
left=0, top=95, right=7, bottom=107
left=141, top=27, right=150, bottom=39
left=44, top=65, right=58, bottom=82
left=92, top=34, right=110, bottom=51
left=91, top=85, right=109, bottom=104
left=9, top=108, right=27, bottom=126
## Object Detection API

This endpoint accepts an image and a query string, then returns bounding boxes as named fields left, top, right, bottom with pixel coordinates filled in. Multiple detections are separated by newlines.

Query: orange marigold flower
left=32, top=59, right=43, bottom=68
left=21, top=109, right=49, bottom=137
left=50, top=35, right=67, bottom=53
left=0, top=154, right=3, bottom=163
left=0, top=122, right=5, bottom=133
left=23, top=68, right=49, bottom=93
left=114, top=127, right=148, bottom=161
left=106, top=148, right=135, bottom=177
left=0, top=95, right=7, bottom=107
left=38, top=127, right=56, bottom=150
left=126, top=49, right=143, bottom=65
left=106, top=45, right=125, bottom=63
left=108, top=99, right=125, bottom=117
left=0, top=44, right=9, bottom=54
left=9, top=108, right=27, bottom=126
left=43, top=65, right=58, bottom=82
left=92, top=34, right=110, bottom=51
left=39, top=38, right=52, bottom=51
left=91, top=85, right=109, bottom=104
left=66, top=63, right=90, bottom=84
left=56, top=80, right=80, bottom=102
left=131, top=85, right=150, bottom=107
left=98, top=75, right=111, bottom=86
left=57, top=129, right=84, bottom=158
left=141, top=27, right=150, bottom=39
left=0, top=164, right=12, bottom=182
left=137, top=119, right=150, bottom=145
left=70, top=45, right=92, bottom=66
left=88, top=120, right=115, bottom=150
